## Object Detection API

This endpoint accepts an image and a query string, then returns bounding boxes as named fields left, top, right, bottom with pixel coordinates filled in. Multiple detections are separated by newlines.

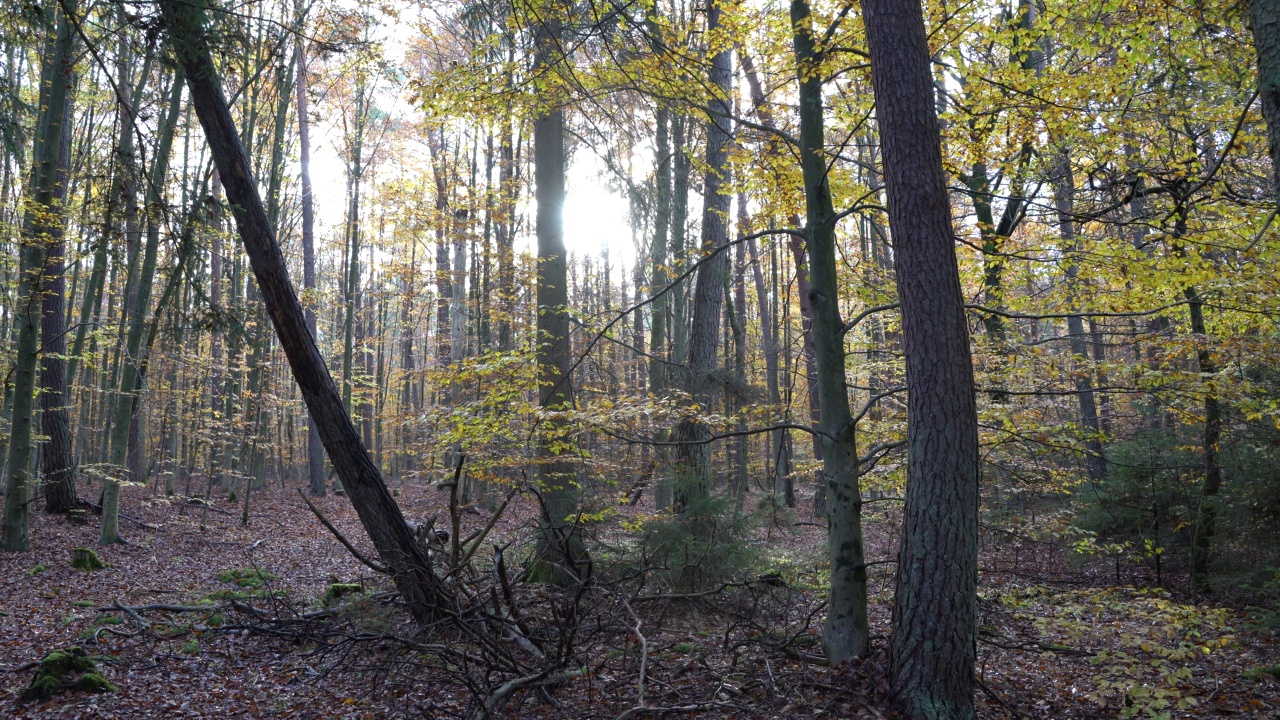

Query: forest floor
left=0, top=478, right=1277, bottom=719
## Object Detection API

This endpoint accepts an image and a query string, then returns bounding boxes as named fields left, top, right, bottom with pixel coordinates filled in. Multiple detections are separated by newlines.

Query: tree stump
left=71, top=547, right=105, bottom=571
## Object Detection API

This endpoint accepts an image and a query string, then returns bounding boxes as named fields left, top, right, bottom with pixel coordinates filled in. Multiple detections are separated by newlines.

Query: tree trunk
left=3, top=0, right=76, bottom=549
left=530, top=9, right=584, bottom=585
left=294, top=14, right=325, bottom=496
left=671, top=3, right=732, bottom=510
left=101, top=69, right=184, bottom=545
left=862, top=0, right=980, bottom=717
left=160, top=0, right=446, bottom=623
left=1051, top=151, right=1106, bottom=484
left=792, top=0, right=868, bottom=664
left=42, top=93, right=76, bottom=514
left=1250, top=0, right=1280, bottom=200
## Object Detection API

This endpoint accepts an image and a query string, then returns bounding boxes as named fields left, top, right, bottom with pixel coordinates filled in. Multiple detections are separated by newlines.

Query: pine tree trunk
left=1250, top=0, right=1280, bottom=200
left=41, top=91, right=76, bottom=514
left=863, top=0, right=980, bottom=716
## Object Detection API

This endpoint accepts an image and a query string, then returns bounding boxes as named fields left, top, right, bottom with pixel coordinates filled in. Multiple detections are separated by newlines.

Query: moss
left=27, top=563, right=48, bottom=575
left=322, top=582, right=365, bottom=605
left=21, top=647, right=115, bottom=702
left=217, top=567, right=276, bottom=588
left=70, top=548, right=105, bottom=571
left=1244, top=664, right=1280, bottom=681
left=71, top=600, right=94, bottom=608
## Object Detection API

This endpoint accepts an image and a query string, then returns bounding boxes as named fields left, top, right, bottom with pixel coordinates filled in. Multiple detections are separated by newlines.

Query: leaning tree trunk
left=3, top=0, right=76, bottom=550
left=159, top=0, right=445, bottom=623
left=862, top=0, right=980, bottom=717
left=792, top=0, right=869, bottom=665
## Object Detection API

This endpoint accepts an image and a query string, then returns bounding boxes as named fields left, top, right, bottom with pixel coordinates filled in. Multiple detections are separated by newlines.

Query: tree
left=1250, top=0, right=1280, bottom=201
left=159, top=0, right=447, bottom=623
left=3, top=0, right=77, bottom=550
left=862, top=0, right=980, bottom=717
left=789, top=0, right=871, bottom=665
left=670, top=0, right=733, bottom=509
left=294, top=0, right=325, bottom=496
left=529, top=1, right=584, bottom=584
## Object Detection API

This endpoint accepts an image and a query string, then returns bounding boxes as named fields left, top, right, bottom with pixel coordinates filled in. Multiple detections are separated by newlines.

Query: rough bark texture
left=41, top=91, right=76, bottom=513
left=862, top=0, right=980, bottom=717
left=160, top=0, right=444, bottom=623
left=3, top=0, right=75, bottom=549
left=1250, top=0, right=1280, bottom=199
left=792, top=0, right=868, bottom=665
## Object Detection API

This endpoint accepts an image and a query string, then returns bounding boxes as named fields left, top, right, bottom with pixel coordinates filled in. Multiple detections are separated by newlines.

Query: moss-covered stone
left=322, top=582, right=365, bottom=605
left=70, top=547, right=105, bottom=571
left=21, top=646, right=116, bottom=702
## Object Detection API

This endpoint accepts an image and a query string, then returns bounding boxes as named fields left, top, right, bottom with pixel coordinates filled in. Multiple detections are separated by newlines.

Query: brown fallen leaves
left=0, top=479, right=1275, bottom=718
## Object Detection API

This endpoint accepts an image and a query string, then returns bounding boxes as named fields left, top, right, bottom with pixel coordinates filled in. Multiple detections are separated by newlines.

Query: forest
left=0, top=0, right=1279, bottom=717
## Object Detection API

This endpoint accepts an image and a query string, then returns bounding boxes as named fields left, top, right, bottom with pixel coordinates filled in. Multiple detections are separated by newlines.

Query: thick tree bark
left=160, top=0, right=445, bottom=622
left=1250, top=0, right=1280, bottom=200
left=3, top=0, right=76, bottom=549
left=791, top=0, right=869, bottom=664
left=863, top=0, right=980, bottom=717
left=41, top=94, right=76, bottom=513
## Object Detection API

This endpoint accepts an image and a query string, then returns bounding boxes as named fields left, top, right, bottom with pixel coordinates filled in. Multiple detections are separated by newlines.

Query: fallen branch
left=296, top=489, right=388, bottom=574
left=979, top=636, right=1094, bottom=657
left=616, top=701, right=737, bottom=720
left=480, top=667, right=586, bottom=718
left=82, top=499, right=160, bottom=529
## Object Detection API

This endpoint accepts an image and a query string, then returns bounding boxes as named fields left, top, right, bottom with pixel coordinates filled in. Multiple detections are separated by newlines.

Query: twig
left=616, top=701, right=737, bottom=720
left=448, top=486, right=519, bottom=580
left=296, top=489, right=388, bottom=574
left=627, top=600, right=648, bottom=709
left=976, top=675, right=1025, bottom=719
